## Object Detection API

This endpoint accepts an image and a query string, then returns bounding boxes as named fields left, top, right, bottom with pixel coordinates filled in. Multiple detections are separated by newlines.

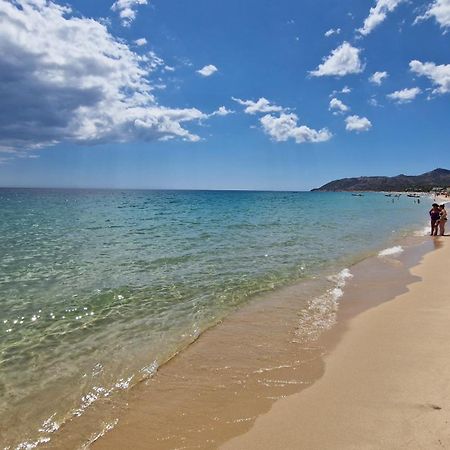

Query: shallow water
left=0, top=189, right=429, bottom=448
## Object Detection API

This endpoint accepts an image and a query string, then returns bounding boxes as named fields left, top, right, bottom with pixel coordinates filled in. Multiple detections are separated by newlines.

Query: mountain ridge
left=312, top=168, right=450, bottom=192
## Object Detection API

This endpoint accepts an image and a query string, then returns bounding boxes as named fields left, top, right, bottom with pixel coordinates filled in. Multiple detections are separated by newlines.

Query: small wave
left=327, top=268, right=353, bottom=289
left=414, top=225, right=431, bottom=237
left=141, top=360, right=159, bottom=377
left=14, top=436, right=51, bottom=449
left=294, top=268, right=353, bottom=343
left=83, top=419, right=119, bottom=448
left=15, top=363, right=158, bottom=450
left=378, top=246, right=404, bottom=257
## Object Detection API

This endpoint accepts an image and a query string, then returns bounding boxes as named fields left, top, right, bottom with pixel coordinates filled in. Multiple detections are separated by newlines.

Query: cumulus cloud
left=310, top=42, right=364, bottom=77
left=415, top=0, right=450, bottom=30
left=345, top=115, right=372, bottom=132
left=387, top=87, right=421, bottom=103
left=209, top=106, right=234, bottom=117
left=197, top=65, right=218, bottom=77
left=134, top=38, right=147, bottom=46
left=409, top=60, right=450, bottom=94
left=111, top=0, right=148, bottom=26
left=357, top=0, right=405, bottom=36
left=369, top=71, right=388, bottom=85
left=325, top=28, right=341, bottom=37
left=329, top=98, right=349, bottom=114
left=260, top=113, right=332, bottom=144
left=232, top=97, right=285, bottom=115
left=0, top=0, right=205, bottom=153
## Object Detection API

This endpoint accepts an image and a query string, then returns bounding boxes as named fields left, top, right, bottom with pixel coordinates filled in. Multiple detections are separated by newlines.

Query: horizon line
left=0, top=186, right=315, bottom=193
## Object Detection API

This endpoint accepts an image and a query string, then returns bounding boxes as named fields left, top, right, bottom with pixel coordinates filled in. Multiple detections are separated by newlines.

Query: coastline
left=82, top=223, right=443, bottom=448
left=223, top=235, right=450, bottom=449
left=2, top=191, right=436, bottom=449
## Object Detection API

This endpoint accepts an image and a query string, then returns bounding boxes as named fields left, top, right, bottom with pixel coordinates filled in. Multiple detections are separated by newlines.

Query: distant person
left=438, top=204, right=447, bottom=236
left=429, top=203, right=440, bottom=236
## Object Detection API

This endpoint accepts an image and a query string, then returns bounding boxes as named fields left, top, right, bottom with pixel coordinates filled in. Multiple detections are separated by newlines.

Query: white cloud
left=369, top=71, right=388, bottom=85
left=345, top=115, right=372, bottom=132
left=210, top=106, right=234, bottom=117
left=357, top=0, right=405, bottom=36
left=324, top=28, right=341, bottom=37
left=197, top=65, right=218, bottom=77
left=0, top=0, right=205, bottom=153
left=310, top=42, right=364, bottom=77
left=330, top=86, right=352, bottom=97
left=329, top=98, right=349, bottom=114
left=415, top=0, right=450, bottom=30
left=409, top=60, right=450, bottom=94
left=232, top=97, right=284, bottom=115
left=260, top=113, right=332, bottom=144
left=111, top=0, right=148, bottom=27
left=134, top=38, right=147, bottom=46
left=387, top=87, right=421, bottom=103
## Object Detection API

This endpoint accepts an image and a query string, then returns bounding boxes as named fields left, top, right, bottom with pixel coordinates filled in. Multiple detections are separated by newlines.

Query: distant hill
left=312, top=168, right=450, bottom=192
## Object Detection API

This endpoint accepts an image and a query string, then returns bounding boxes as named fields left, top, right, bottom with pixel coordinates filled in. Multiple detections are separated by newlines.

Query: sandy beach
left=84, top=215, right=450, bottom=449
left=223, top=235, right=450, bottom=450
left=2, top=0, right=450, bottom=445
left=4, top=191, right=442, bottom=449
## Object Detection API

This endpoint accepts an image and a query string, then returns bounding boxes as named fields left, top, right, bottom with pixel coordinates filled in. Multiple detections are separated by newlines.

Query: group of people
left=429, top=203, right=447, bottom=236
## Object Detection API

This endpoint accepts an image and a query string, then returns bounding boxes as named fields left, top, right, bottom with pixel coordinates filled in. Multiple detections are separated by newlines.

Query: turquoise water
left=0, top=189, right=429, bottom=447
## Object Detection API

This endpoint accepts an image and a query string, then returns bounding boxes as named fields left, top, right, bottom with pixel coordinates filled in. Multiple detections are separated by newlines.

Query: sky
left=0, top=0, right=449, bottom=190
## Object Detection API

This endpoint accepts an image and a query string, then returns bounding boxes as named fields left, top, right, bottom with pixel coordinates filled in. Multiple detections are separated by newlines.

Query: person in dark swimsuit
left=429, top=203, right=440, bottom=236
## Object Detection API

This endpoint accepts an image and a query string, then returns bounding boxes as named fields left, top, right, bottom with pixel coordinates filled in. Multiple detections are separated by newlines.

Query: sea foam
left=294, top=268, right=353, bottom=343
left=378, top=246, right=404, bottom=257
left=414, top=225, right=431, bottom=236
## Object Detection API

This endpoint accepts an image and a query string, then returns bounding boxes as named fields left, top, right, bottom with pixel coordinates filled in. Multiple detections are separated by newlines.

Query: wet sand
left=71, top=233, right=439, bottom=450
left=223, top=236, right=450, bottom=450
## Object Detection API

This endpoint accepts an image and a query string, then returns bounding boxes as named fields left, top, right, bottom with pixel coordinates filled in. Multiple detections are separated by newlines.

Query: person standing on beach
left=438, top=204, right=447, bottom=236
left=429, top=203, right=440, bottom=236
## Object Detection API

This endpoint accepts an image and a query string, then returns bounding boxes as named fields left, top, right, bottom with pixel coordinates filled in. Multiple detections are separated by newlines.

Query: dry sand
left=222, top=236, right=450, bottom=450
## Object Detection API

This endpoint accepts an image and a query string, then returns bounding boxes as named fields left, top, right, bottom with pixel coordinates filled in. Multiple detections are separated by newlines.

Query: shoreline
left=15, top=196, right=441, bottom=449
left=80, top=230, right=439, bottom=448
left=2, top=192, right=435, bottom=449
left=223, top=235, right=450, bottom=449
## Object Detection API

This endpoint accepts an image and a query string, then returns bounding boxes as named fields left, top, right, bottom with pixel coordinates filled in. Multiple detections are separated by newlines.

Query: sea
left=0, top=189, right=430, bottom=448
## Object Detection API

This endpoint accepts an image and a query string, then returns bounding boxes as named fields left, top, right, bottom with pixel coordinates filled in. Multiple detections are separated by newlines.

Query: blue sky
left=0, top=0, right=449, bottom=190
